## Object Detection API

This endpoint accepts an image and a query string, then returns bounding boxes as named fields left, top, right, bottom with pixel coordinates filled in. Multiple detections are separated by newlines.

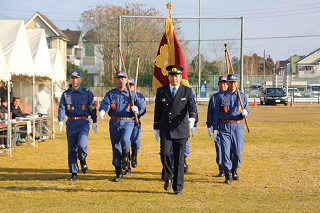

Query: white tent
left=0, top=20, right=35, bottom=77
left=26, top=29, right=53, bottom=78
left=0, top=43, right=11, bottom=81
left=49, top=49, right=65, bottom=83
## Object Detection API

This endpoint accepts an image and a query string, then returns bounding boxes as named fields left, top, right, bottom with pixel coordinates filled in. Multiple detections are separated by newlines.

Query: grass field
left=0, top=103, right=319, bottom=212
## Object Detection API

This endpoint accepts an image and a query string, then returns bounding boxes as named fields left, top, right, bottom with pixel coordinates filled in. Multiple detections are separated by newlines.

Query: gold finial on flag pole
left=166, top=2, right=173, bottom=17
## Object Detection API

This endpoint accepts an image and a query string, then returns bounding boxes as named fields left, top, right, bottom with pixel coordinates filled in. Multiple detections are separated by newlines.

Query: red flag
left=152, top=14, right=189, bottom=94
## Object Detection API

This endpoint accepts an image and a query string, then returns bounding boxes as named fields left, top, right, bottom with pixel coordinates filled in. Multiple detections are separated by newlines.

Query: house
left=295, top=48, right=320, bottom=79
left=80, top=38, right=103, bottom=87
left=25, top=12, right=69, bottom=73
left=61, top=29, right=83, bottom=67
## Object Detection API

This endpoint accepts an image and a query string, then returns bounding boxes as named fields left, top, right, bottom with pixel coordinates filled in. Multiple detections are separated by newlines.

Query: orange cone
left=23, top=101, right=27, bottom=113
left=53, top=99, right=57, bottom=111
left=253, top=97, right=257, bottom=106
left=96, top=96, right=100, bottom=108
left=290, top=97, right=294, bottom=106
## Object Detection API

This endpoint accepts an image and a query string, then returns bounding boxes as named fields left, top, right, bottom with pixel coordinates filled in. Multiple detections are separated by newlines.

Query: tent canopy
left=0, top=20, right=35, bottom=77
left=0, top=43, right=11, bottom=81
left=49, top=49, right=65, bottom=83
left=26, top=29, right=53, bottom=78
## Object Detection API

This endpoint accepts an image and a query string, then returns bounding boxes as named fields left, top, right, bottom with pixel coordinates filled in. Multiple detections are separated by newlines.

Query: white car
left=287, top=88, right=302, bottom=98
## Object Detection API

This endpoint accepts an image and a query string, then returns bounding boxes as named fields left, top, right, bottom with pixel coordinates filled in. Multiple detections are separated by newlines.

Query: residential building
left=25, top=12, right=69, bottom=73
left=61, top=29, right=83, bottom=67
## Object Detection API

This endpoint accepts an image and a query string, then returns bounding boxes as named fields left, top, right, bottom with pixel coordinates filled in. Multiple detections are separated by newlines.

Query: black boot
left=113, top=167, right=123, bottom=182
left=121, top=152, right=130, bottom=171
left=218, top=165, right=225, bottom=177
left=68, top=173, right=78, bottom=181
left=224, top=170, right=232, bottom=184
left=232, top=168, right=239, bottom=180
left=131, top=153, right=138, bottom=168
left=80, top=159, right=88, bottom=174
left=124, top=165, right=131, bottom=175
left=184, top=157, right=189, bottom=173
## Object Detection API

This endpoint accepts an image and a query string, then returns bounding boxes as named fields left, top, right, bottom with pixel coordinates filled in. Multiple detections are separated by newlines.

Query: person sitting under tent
left=11, top=96, right=40, bottom=145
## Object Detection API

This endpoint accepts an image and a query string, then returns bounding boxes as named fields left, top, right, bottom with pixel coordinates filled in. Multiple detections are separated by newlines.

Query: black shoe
left=131, top=153, right=138, bottom=168
left=68, top=173, right=78, bottom=181
left=80, top=159, right=88, bottom=174
left=224, top=170, right=232, bottom=184
left=174, top=191, right=182, bottom=195
left=184, top=157, right=189, bottom=173
left=164, top=179, right=172, bottom=190
left=121, top=152, right=130, bottom=171
left=113, top=167, right=123, bottom=182
left=232, top=169, right=239, bottom=180
left=218, top=165, right=225, bottom=177
left=124, top=168, right=131, bottom=175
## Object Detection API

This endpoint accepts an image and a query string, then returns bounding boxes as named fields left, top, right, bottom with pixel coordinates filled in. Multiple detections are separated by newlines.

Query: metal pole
left=51, top=79, right=55, bottom=139
left=263, top=49, right=266, bottom=83
left=118, top=16, right=122, bottom=71
left=32, top=76, right=36, bottom=147
left=240, top=17, right=244, bottom=91
left=198, top=0, right=201, bottom=98
left=7, top=81, right=11, bottom=156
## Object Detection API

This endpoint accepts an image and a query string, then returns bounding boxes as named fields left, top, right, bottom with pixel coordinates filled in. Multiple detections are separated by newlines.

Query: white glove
left=213, top=130, right=218, bottom=140
left=131, top=105, right=138, bottom=112
left=241, top=109, right=248, bottom=118
left=208, top=127, right=212, bottom=138
left=191, top=127, right=196, bottom=137
left=154, top=130, right=159, bottom=142
left=59, top=121, right=63, bottom=132
left=92, top=123, right=97, bottom=133
left=189, top=117, right=195, bottom=129
left=99, top=110, right=105, bottom=119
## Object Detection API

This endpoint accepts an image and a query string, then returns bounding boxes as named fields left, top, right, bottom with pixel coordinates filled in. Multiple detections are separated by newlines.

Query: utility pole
left=198, top=0, right=201, bottom=98
left=263, top=49, right=266, bottom=84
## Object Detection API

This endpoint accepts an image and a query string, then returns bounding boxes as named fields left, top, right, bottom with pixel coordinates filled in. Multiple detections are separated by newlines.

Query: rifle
left=117, top=45, right=140, bottom=127
left=225, top=44, right=250, bottom=133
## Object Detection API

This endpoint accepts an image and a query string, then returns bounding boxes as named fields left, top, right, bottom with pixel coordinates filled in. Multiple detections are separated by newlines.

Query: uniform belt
left=220, top=119, right=242, bottom=123
left=111, top=116, right=133, bottom=120
left=68, top=116, right=88, bottom=120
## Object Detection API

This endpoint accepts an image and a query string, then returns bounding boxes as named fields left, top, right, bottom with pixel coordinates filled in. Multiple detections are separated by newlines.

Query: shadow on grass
left=0, top=186, right=167, bottom=194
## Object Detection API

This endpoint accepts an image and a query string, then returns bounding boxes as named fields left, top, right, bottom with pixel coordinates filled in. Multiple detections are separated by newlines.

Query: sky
left=1, top=0, right=320, bottom=61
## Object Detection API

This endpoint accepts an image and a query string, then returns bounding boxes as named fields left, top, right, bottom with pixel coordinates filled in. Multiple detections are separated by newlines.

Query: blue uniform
left=58, top=86, right=97, bottom=174
left=130, top=92, right=146, bottom=155
left=206, top=91, right=224, bottom=166
left=99, top=88, right=143, bottom=168
left=213, top=90, right=249, bottom=171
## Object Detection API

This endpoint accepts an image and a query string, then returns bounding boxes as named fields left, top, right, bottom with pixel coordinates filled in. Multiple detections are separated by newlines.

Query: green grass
left=0, top=103, right=319, bottom=212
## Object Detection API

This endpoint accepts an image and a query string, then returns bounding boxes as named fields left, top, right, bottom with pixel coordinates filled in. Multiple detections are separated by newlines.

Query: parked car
left=249, top=83, right=263, bottom=98
left=297, top=87, right=308, bottom=97
left=305, top=84, right=320, bottom=98
left=259, top=87, right=288, bottom=106
left=287, top=88, right=302, bottom=98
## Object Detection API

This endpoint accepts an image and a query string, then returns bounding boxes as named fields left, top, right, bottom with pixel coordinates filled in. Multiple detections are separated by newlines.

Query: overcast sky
left=1, top=0, right=320, bottom=61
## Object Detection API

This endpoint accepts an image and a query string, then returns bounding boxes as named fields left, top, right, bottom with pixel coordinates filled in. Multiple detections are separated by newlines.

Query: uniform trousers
left=219, top=122, right=244, bottom=171
left=109, top=119, right=134, bottom=167
left=161, top=137, right=187, bottom=192
left=214, top=136, right=223, bottom=166
left=66, top=119, right=90, bottom=173
left=170, top=140, right=189, bottom=171
left=130, top=122, right=141, bottom=155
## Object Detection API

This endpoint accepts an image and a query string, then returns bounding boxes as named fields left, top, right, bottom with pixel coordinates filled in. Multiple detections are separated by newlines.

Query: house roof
left=296, top=47, right=320, bottom=65
left=61, top=29, right=81, bottom=45
left=26, top=12, right=69, bottom=41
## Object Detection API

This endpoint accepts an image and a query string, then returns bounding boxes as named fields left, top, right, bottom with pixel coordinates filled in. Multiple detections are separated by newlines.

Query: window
left=46, top=37, right=52, bottom=49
